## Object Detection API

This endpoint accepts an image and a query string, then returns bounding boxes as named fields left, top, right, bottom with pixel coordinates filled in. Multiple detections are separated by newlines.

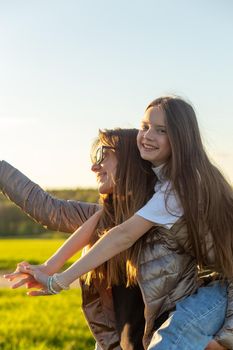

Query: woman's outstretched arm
left=43, top=210, right=102, bottom=271
left=0, top=160, right=100, bottom=233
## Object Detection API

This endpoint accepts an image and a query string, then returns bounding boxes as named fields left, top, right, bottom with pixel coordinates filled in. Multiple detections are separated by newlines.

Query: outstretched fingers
left=4, top=262, right=51, bottom=296
left=11, top=276, right=32, bottom=289
left=4, top=261, right=31, bottom=281
left=4, top=271, right=27, bottom=281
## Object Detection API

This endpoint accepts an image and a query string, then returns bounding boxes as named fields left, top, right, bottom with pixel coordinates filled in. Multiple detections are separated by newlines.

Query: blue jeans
left=148, top=281, right=227, bottom=350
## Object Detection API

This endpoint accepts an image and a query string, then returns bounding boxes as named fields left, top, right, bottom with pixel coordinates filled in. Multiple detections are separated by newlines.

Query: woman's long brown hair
left=83, top=128, right=155, bottom=286
left=147, top=96, right=233, bottom=279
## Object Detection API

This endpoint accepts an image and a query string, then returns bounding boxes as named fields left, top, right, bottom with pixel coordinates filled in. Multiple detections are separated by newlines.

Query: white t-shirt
left=136, top=166, right=183, bottom=229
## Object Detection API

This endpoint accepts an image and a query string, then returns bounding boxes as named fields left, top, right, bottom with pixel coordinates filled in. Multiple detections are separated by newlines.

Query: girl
left=5, top=97, right=233, bottom=349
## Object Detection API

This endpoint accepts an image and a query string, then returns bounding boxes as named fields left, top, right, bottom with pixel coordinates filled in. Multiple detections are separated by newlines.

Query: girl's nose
left=144, top=128, right=154, bottom=140
left=91, top=163, right=101, bottom=172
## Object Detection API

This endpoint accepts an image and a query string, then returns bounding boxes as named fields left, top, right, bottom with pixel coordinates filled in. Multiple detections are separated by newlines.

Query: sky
left=0, top=0, right=232, bottom=188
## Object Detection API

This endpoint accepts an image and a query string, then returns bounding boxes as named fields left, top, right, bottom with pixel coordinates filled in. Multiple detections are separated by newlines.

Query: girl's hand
left=16, top=263, right=53, bottom=296
left=4, top=261, right=50, bottom=292
left=205, top=340, right=227, bottom=350
left=4, top=261, right=41, bottom=289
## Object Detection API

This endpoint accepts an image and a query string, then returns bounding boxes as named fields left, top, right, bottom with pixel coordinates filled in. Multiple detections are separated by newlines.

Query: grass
left=0, top=239, right=95, bottom=350
left=0, top=289, right=95, bottom=350
left=0, top=238, right=81, bottom=271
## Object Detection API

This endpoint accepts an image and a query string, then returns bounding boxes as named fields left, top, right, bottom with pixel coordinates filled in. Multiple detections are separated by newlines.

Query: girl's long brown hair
left=147, top=96, right=233, bottom=278
left=83, top=128, right=155, bottom=287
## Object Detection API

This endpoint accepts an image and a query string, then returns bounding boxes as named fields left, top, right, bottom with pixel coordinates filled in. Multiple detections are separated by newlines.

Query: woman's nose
left=91, top=163, right=101, bottom=172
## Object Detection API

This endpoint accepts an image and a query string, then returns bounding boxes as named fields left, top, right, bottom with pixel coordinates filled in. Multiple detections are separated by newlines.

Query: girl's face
left=91, top=145, right=117, bottom=194
left=137, top=106, right=171, bottom=166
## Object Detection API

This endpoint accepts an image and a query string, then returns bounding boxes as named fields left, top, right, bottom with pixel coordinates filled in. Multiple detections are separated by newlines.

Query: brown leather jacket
left=0, top=160, right=232, bottom=349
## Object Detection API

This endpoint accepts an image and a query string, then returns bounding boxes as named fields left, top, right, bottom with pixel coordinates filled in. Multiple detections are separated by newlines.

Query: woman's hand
left=205, top=340, right=227, bottom=350
left=4, top=261, right=42, bottom=289
left=4, top=261, right=51, bottom=294
left=17, top=263, right=53, bottom=296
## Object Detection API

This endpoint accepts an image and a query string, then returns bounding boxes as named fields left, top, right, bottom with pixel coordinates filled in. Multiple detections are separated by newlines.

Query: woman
left=1, top=128, right=156, bottom=349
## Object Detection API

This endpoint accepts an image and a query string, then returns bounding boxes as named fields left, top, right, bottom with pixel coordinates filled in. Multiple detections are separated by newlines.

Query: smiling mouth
left=142, top=143, right=159, bottom=150
left=96, top=173, right=106, bottom=182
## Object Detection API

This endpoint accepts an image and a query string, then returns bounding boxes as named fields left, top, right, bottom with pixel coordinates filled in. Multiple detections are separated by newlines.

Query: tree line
left=0, top=189, right=99, bottom=237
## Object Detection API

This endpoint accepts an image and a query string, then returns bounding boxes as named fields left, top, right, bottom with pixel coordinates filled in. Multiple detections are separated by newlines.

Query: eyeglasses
left=91, top=145, right=115, bottom=165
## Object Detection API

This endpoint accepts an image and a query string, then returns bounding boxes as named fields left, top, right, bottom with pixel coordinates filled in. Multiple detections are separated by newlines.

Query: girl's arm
left=5, top=210, right=102, bottom=285
left=60, top=214, right=153, bottom=286
left=19, top=214, right=153, bottom=292
left=0, top=160, right=100, bottom=233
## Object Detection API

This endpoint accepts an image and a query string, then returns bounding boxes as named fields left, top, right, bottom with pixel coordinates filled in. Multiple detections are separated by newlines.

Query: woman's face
left=91, top=145, right=117, bottom=194
left=137, top=106, right=171, bottom=166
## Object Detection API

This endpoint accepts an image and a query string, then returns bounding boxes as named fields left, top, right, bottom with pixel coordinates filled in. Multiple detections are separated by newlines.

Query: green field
left=0, top=238, right=81, bottom=271
left=0, top=239, right=95, bottom=350
left=0, top=289, right=95, bottom=350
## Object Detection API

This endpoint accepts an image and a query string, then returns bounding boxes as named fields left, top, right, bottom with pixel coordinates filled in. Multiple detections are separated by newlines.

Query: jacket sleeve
left=0, top=160, right=100, bottom=233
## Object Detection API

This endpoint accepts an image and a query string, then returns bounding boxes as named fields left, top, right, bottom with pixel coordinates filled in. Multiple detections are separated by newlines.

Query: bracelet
left=47, top=276, right=60, bottom=294
left=53, top=273, right=70, bottom=290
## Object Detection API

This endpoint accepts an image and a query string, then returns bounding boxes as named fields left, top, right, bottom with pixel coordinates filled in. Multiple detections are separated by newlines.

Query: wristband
left=47, top=276, right=60, bottom=294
